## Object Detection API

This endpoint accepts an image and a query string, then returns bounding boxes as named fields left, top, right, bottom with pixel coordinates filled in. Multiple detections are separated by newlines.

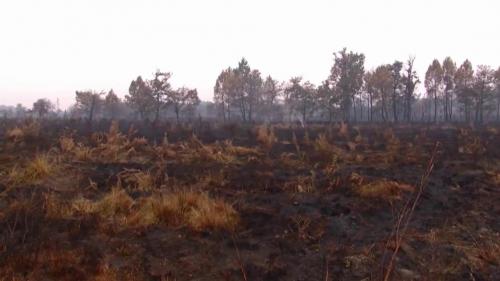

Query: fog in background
left=1, top=0, right=499, bottom=108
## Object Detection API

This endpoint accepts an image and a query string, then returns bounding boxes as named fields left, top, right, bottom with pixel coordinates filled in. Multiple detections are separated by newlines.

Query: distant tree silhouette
left=402, top=57, right=419, bottom=122
left=104, top=89, right=121, bottom=119
left=473, top=65, right=495, bottom=124
left=442, top=57, right=457, bottom=121
left=455, top=60, right=475, bottom=122
left=425, top=60, right=444, bottom=122
left=168, top=87, right=200, bottom=123
left=329, top=48, right=365, bottom=122
left=285, top=77, right=316, bottom=123
left=32, top=98, right=54, bottom=118
left=75, top=90, right=103, bottom=122
left=150, top=71, right=172, bottom=121
left=126, top=76, right=154, bottom=120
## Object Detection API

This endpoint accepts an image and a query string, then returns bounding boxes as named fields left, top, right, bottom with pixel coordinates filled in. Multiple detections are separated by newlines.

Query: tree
left=246, top=69, right=263, bottom=122
left=75, top=90, right=104, bottom=122
left=214, top=68, right=236, bottom=121
left=261, top=75, right=281, bottom=122
left=285, top=77, right=316, bottom=123
left=317, top=80, right=338, bottom=122
left=329, top=48, right=365, bottom=121
left=32, top=98, right=54, bottom=118
left=214, top=58, right=263, bottom=122
left=15, top=103, right=27, bottom=118
left=104, top=89, right=121, bottom=119
left=126, top=76, right=154, bottom=119
left=370, top=65, right=393, bottom=122
left=151, top=71, right=172, bottom=121
left=473, top=65, right=494, bottom=124
left=233, top=58, right=251, bottom=122
left=425, top=60, right=444, bottom=122
left=402, top=57, right=419, bottom=122
left=167, top=87, right=200, bottom=123
left=495, top=67, right=500, bottom=122
left=231, top=58, right=262, bottom=122
left=390, top=61, right=403, bottom=122
left=442, top=57, right=457, bottom=121
left=364, top=71, right=375, bottom=122
left=455, top=60, right=475, bottom=122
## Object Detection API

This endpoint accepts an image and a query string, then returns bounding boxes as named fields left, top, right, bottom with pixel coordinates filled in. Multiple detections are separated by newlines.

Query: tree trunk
left=450, top=94, right=453, bottom=121
left=434, top=90, right=438, bottom=123
left=392, top=90, right=398, bottom=123
left=89, top=96, right=96, bottom=123
left=352, top=96, right=357, bottom=123
left=369, top=93, right=373, bottom=122
left=496, top=99, right=499, bottom=122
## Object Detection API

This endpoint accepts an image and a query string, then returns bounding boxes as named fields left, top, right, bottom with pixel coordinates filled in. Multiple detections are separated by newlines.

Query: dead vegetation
left=354, top=179, right=414, bottom=201
left=0, top=121, right=499, bottom=280
left=7, top=154, right=55, bottom=185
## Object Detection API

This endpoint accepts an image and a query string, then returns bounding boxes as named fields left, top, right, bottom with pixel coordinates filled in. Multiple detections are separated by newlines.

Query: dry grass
left=44, top=187, right=134, bottom=221
left=95, top=187, right=134, bottom=218
left=256, top=125, right=277, bottom=151
left=59, top=136, right=76, bottom=153
left=314, top=133, right=344, bottom=158
left=355, top=179, right=414, bottom=201
left=5, top=122, right=40, bottom=144
left=8, top=154, right=54, bottom=185
left=284, top=172, right=316, bottom=193
left=64, top=188, right=238, bottom=232
left=136, top=191, right=239, bottom=232
left=117, top=169, right=155, bottom=191
left=339, top=121, right=349, bottom=138
left=458, top=129, right=486, bottom=155
left=65, top=121, right=152, bottom=163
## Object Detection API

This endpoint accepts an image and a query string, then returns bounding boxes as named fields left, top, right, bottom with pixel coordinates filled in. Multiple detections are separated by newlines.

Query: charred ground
left=0, top=120, right=499, bottom=281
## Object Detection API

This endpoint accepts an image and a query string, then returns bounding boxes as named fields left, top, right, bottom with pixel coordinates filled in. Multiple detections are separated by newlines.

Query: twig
left=324, top=255, right=329, bottom=281
left=231, top=235, right=248, bottom=281
left=382, top=142, right=439, bottom=281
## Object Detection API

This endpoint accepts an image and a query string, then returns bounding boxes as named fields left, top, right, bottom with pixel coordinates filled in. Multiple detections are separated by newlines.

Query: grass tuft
left=8, top=154, right=54, bottom=185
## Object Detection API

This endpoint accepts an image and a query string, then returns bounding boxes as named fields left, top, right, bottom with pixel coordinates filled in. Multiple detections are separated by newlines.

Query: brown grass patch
left=355, top=179, right=414, bottom=201
left=256, top=125, right=277, bottom=151
left=8, top=154, right=54, bottom=185
left=135, top=191, right=239, bottom=232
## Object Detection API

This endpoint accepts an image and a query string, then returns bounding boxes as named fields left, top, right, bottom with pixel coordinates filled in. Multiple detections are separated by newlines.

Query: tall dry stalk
left=381, top=142, right=440, bottom=281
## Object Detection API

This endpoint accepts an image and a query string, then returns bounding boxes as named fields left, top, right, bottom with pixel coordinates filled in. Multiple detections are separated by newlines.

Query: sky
left=0, top=0, right=499, bottom=109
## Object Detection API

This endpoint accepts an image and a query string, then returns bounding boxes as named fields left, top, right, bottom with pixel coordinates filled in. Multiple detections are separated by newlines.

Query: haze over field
left=0, top=0, right=499, bottom=108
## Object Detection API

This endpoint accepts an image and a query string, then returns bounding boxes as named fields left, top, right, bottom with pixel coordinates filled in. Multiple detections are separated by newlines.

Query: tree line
left=10, top=70, right=202, bottom=123
left=213, top=49, right=500, bottom=124
left=5, top=48, right=500, bottom=124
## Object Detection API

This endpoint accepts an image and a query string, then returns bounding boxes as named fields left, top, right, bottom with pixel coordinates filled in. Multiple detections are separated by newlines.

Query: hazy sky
left=1, top=0, right=499, bottom=108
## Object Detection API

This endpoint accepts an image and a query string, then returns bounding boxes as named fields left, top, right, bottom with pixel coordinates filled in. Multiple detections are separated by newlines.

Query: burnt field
left=0, top=120, right=499, bottom=281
